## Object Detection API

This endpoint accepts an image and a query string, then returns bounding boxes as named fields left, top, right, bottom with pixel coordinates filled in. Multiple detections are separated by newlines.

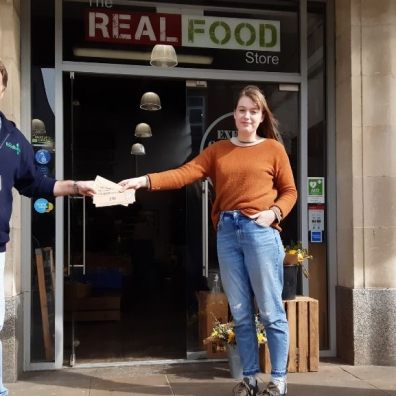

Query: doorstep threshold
left=67, top=358, right=227, bottom=369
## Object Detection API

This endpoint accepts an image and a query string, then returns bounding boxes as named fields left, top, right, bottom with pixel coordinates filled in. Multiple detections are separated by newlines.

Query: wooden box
left=65, top=294, right=121, bottom=322
left=198, top=291, right=229, bottom=358
left=260, top=296, right=319, bottom=373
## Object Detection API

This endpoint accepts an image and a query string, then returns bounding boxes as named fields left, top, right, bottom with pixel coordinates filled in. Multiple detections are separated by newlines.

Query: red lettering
left=85, top=10, right=181, bottom=46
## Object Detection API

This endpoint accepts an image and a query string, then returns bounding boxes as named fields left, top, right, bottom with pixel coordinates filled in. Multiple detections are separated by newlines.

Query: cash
left=93, top=175, right=135, bottom=207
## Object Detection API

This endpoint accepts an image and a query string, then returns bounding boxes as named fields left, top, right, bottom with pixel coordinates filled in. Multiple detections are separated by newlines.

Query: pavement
left=6, top=359, right=396, bottom=396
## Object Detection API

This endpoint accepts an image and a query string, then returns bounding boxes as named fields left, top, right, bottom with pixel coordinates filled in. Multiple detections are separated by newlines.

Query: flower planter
left=282, top=264, right=298, bottom=300
left=226, top=344, right=243, bottom=379
left=284, top=252, right=299, bottom=265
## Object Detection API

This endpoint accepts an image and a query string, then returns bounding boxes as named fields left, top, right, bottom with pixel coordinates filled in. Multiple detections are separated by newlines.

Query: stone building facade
left=0, top=0, right=395, bottom=382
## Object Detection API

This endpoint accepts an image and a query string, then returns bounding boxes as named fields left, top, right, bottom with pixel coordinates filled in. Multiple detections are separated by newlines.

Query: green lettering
left=235, top=23, right=256, bottom=46
left=188, top=19, right=205, bottom=43
left=260, top=23, right=277, bottom=47
left=209, top=21, right=231, bottom=45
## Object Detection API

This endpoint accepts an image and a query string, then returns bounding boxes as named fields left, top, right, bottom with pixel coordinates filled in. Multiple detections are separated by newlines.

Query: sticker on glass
left=33, top=198, right=54, bottom=214
left=35, top=149, right=51, bottom=165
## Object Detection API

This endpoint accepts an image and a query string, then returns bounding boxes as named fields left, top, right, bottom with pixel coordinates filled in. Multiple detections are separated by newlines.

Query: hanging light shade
left=131, top=143, right=146, bottom=155
left=31, top=119, right=46, bottom=135
left=150, top=44, right=178, bottom=67
left=140, top=92, right=161, bottom=111
left=134, top=123, right=152, bottom=138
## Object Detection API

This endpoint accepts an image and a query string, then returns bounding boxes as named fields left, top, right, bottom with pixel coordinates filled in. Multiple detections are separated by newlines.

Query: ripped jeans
left=0, top=253, right=7, bottom=395
left=217, top=211, right=288, bottom=378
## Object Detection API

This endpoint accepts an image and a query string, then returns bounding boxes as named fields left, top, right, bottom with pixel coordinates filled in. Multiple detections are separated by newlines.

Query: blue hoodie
left=0, top=112, right=56, bottom=252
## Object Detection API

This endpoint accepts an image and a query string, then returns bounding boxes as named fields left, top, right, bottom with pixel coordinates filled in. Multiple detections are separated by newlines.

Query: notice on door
left=307, top=177, right=325, bottom=204
left=308, top=204, right=324, bottom=232
left=309, top=204, right=324, bottom=244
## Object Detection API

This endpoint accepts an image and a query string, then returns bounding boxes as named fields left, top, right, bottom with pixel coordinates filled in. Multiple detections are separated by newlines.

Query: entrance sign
left=75, top=6, right=296, bottom=71
left=307, top=177, right=325, bottom=203
left=86, top=11, right=181, bottom=45
left=85, top=10, right=280, bottom=52
left=182, top=16, right=280, bottom=51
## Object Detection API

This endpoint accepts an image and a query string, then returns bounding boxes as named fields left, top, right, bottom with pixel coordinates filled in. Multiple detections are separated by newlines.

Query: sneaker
left=257, top=381, right=287, bottom=396
left=233, top=377, right=258, bottom=396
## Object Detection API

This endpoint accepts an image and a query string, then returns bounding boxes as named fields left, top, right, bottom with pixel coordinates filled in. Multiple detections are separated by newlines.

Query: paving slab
left=5, top=361, right=396, bottom=396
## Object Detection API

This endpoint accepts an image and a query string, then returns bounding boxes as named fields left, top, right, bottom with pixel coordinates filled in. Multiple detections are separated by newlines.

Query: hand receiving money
left=93, top=176, right=136, bottom=207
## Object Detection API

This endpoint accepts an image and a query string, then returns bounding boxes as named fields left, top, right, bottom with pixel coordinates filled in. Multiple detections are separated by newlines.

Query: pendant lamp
left=134, top=123, right=152, bottom=138
left=32, top=119, right=46, bottom=134
left=150, top=44, right=178, bottom=67
left=131, top=143, right=146, bottom=155
left=140, top=92, right=161, bottom=111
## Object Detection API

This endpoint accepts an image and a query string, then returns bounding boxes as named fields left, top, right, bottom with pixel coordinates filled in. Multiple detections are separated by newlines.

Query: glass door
left=63, top=72, right=189, bottom=364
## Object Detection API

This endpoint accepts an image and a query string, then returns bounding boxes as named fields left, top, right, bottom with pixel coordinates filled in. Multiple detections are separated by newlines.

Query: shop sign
left=86, top=10, right=280, bottom=52
left=86, top=11, right=181, bottom=45
left=182, top=16, right=280, bottom=52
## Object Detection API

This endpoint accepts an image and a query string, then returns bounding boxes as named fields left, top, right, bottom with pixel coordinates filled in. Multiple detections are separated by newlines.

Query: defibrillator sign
left=307, top=177, right=325, bottom=204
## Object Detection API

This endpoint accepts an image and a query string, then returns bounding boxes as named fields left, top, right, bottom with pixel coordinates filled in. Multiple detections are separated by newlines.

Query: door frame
left=21, top=0, right=336, bottom=371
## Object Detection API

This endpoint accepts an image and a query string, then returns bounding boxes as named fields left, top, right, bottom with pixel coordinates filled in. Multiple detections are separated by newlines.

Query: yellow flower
left=228, top=332, right=235, bottom=344
left=284, top=242, right=313, bottom=278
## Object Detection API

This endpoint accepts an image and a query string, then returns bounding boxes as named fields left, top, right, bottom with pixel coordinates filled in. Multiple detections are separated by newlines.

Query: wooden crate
left=64, top=294, right=121, bottom=322
left=260, top=296, right=319, bottom=373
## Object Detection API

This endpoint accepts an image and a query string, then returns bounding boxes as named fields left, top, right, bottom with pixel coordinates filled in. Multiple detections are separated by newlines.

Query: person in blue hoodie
left=0, top=60, right=95, bottom=396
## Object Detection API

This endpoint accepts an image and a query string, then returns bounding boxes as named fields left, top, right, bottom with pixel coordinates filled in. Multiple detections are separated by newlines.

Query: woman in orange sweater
left=120, top=85, right=297, bottom=396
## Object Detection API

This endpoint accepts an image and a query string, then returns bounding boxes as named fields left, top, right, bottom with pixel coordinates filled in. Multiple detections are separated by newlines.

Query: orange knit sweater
left=148, top=139, right=297, bottom=228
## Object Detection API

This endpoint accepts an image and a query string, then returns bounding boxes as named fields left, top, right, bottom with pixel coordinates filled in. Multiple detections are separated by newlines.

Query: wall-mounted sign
left=308, top=204, right=324, bottom=232
left=86, top=10, right=280, bottom=52
left=86, top=11, right=181, bottom=45
left=182, top=16, right=280, bottom=51
left=65, top=3, right=299, bottom=72
left=307, top=177, right=325, bottom=203
left=310, top=230, right=322, bottom=243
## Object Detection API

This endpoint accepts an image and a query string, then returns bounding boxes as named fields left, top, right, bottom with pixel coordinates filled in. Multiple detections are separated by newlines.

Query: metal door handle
left=202, top=179, right=208, bottom=278
left=67, top=196, right=86, bottom=275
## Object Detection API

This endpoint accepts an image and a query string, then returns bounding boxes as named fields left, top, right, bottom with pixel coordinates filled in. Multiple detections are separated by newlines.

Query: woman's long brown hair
left=235, top=85, right=283, bottom=143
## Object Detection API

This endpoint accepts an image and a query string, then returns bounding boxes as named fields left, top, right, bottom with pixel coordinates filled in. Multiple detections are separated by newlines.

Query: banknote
left=93, top=175, right=135, bottom=207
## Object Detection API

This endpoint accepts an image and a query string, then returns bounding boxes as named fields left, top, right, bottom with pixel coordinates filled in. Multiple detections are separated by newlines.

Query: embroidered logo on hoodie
left=5, top=142, right=21, bottom=155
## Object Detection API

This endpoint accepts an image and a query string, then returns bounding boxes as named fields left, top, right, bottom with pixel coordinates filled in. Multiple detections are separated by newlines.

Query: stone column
left=0, top=0, right=23, bottom=382
left=335, top=0, right=396, bottom=365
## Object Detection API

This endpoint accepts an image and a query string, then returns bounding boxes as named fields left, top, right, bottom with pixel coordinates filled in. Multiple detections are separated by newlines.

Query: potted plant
left=283, top=242, right=313, bottom=300
left=203, top=314, right=266, bottom=379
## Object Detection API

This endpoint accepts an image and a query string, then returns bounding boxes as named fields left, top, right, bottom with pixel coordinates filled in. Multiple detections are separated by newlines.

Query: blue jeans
left=0, top=253, right=8, bottom=396
left=217, top=211, right=288, bottom=378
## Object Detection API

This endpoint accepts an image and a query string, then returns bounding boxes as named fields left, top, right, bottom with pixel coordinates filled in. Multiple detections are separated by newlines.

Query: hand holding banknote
left=93, top=175, right=136, bottom=207
left=118, top=175, right=149, bottom=191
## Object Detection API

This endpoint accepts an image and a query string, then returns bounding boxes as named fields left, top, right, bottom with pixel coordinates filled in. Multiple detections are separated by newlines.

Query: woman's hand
left=250, top=210, right=276, bottom=227
left=118, top=176, right=148, bottom=191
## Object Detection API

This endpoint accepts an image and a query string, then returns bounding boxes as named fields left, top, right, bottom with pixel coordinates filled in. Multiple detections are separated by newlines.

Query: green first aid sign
left=308, top=177, right=325, bottom=203
left=182, top=15, right=280, bottom=51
